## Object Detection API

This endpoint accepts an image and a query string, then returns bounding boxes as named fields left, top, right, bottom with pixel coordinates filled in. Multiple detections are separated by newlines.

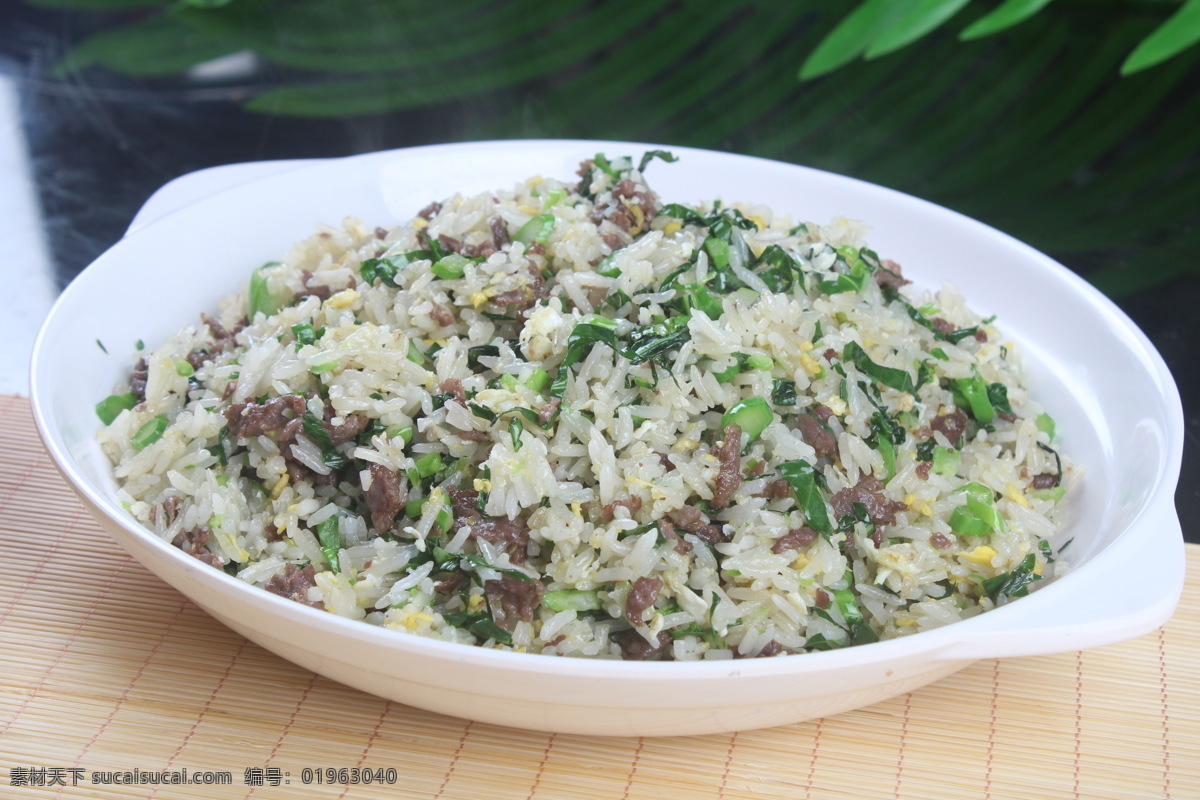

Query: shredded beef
left=365, top=464, right=406, bottom=533
left=446, top=487, right=530, bottom=564
left=757, top=478, right=791, bottom=500
left=375, top=226, right=389, bottom=240
left=435, top=570, right=468, bottom=595
left=931, top=406, right=969, bottom=444
left=666, top=506, right=726, bottom=545
left=430, top=302, right=455, bottom=327
left=916, top=461, right=933, bottom=480
left=297, top=270, right=332, bottom=301
left=172, top=526, right=209, bottom=554
left=656, top=518, right=692, bottom=554
left=797, top=413, right=839, bottom=460
left=490, top=266, right=546, bottom=310
left=417, top=201, right=441, bottom=220
left=224, top=394, right=307, bottom=439
left=930, top=532, right=953, bottom=550
left=439, top=378, right=467, bottom=405
left=612, top=179, right=657, bottom=230
left=975, top=329, right=988, bottom=343
left=484, top=574, right=544, bottom=630
left=265, top=564, right=322, bottom=608
left=130, top=358, right=148, bottom=400
left=201, top=313, right=244, bottom=353
left=830, top=475, right=909, bottom=527
left=460, top=429, right=491, bottom=442
left=710, top=424, right=743, bottom=510
left=615, top=629, right=673, bottom=661
left=745, top=460, right=767, bottom=478
left=624, top=577, right=663, bottom=625
left=814, top=588, right=832, bottom=609
left=1031, top=472, right=1059, bottom=489
left=323, top=405, right=370, bottom=444
left=930, top=317, right=956, bottom=335
left=186, top=350, right=209, bottom=370
left=490, top=216, right=511, bottom=248
left=600, top=496, right=642, bottom=523
left=162, top=495, right=183, bottom=527
left=874, top=258, right=910, bottom=289
left=772, top=526, right=818, bottom=554
left=813, top=404, right=835, bottom=424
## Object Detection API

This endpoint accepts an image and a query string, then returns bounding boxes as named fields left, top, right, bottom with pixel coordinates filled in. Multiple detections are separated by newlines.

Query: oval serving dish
left=31, top=140, right=1184, bottom=736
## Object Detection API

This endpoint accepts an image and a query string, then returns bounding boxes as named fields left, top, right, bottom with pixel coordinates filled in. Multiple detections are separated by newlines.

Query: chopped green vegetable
left=514, top=214, right=555, bottom=245
left=981, top=553, right=1041, bottom=601
left=431, top=253, right=469, bottom=280
left=1030, top=487, right=1065, bottom=502
left=96, top=339, right=108, bottom=354
left=843, top=341, right=916, bottom=394
left=777, top=459, right=831, bottom=534
left=389, top=425, right=414, bottom=444
left=291, top=323, right=318, bottom=347
left=405, top=497, right=453, bottom=533
left=248, top=263, right=284, bottom=320
left=623, top=315, right=691, bottom=368
left=542, top=188, right=566, bottom=209
left=300, top=411, right=348, bottom=470
left=95, top=393, right=137, bottom=425
left=174, top=360, right=194, bottom=377
left=953, top=367, right=995, bottom=424
left=722, top=397, right=774, bottom=443
left=131, top=414, right=169, bottom=450
left=543, top=589, right=603, bottom=612
left=878, top=436, right=896, bottom=481
left=414, top=452, right=443, bottom=479
left=772, top=379, right=797, bottom=406
left=1036, top=412, right=1056, bottom=440
left=932, top=446, right=960, bottom=476
left=509, top=417, right=524, bottom=451
left=360, top=253, right=408, bottom=287
left=524, top=367, right=551, bottom=394
left=318, top=516, right=341, bottom=573
left=309, top=361, right=338, bottom=375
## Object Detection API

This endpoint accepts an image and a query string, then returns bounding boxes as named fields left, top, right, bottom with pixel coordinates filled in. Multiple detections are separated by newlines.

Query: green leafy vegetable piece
left=772, top=379, right=797, bottom=407
left=318, top=516, right=341, bottom=573
left=95, top=393, right=137, bottom=425
left=623, top=315, right=691, bottom=367
left=131, top=414, right=169, bottom=450
left=960, top=0, right=1055, bottom=41
left=981, top=553, right=1041, bottom=601
left=721, top=397, right=774, bottom=443
left=637, top=150, right=678, bottom=172
left=309, top=361, right=338, bottom=375
left=514, top=213, right=556, bottom=245
left=524, top=367, right=551, bottom=394
left=932, top=446, right=960, bottom=476
left=360, top=253, right=408, bottom=287
left=414, top=453, right=443, bottom=479
left=987, top=382, right=1013, bottom=416
left=543, top=589, right=603, bottom=612
left=509, top=417, right=524, bottom=451
left=777, top=459, right=832, bottom=534
left=174, top=359, right=194, bottom=377
left=1030, top=487, right=1065, bottom=503
left=291, top=323, right=318, bottom=347
left=878, top=435, right=896, bottom=481
left=302, top=410, right=348, bottom=470
left=1121, top=0, right=1200, bottom=76
left=443, top=610, right=513, bottom=645
left=843, top=342, right=916, bottom=394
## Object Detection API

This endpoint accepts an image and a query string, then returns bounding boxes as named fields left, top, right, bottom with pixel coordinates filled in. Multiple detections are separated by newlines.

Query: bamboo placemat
left=1, top=393, right=1195, bottom=800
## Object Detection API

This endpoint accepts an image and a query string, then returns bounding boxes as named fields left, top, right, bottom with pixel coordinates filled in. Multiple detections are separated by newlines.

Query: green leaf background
left=27, top=0, right=1200, bottom=297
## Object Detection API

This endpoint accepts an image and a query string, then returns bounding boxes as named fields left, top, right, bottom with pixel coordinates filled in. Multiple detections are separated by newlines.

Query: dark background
left=3, top=0, right=1196, bottom=542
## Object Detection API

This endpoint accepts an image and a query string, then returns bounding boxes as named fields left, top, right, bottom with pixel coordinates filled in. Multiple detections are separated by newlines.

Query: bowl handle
left=934, top=506, right=1186, bottom=661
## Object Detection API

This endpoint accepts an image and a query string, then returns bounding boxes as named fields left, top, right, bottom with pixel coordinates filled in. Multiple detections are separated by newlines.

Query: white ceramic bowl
left=31, top=140, right=1185, bottom=736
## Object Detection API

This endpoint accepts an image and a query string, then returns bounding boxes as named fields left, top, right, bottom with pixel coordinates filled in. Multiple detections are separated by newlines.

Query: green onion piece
left=1036, top=412, right=1056, bottom=440
left=930, top=347, right=949, bottom=361
left=406, top=497, right=453, bottom=533
left=431, top=254, right=469, bottom=280
left=514, top=214, right=556, bottom=245
left=777, top=459, right=831, bottom=534
left=950, top=506, right=991, bottom=538
left=596, top=255, right=621, bottom=278
left=360, top=254, right=407, bottom=287
left=953, top=368, right=995, bottom=424
left=248, top=263, right=284, bottom=320
left=721, top=397, right=774, bottom=443
left=386, top=425, right=413, bottom=444
left=967, top=495, right=1007, bottom=532
left=690, top=284, right=724, bottom=319
left=301, top=411, right=348, bottom=470
left=175, top=360, right=194, bottom=377
left=309, top=361, right=338, bottom=375
left=543, top=589, right=603, bottom=612
left=543, top=188, right=566, bottom=209
left=878, top=436, right=896, bottom=481
left=414, top=453, right=443, bottom=479
left=501, top=373, right=518, bottom=391
left=403, top=498, right=424, bottom=518
left=524, top=368, right=551, bottom=394
left=958, top=482, right=994, bottom=504
left=714, top=360, right=741, bottom=384
left=317, top=516, right=341, bottom=573
left=1030, top=487, right=1065, bottom=502
left=131, top=414, right=169, bottom=450
left=932, top=446, right=959, bottom=476
left=95, top=393, right=137, bottom=425
left=136, top=339, right=144, bottom=350
left=215, top=474, right=228, bottom=486
left=509, top=417, right=524, bottom=451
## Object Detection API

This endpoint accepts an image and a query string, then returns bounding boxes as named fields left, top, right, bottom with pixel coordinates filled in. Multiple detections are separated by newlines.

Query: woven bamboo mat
left=1, top=393, right=1196, bottom=800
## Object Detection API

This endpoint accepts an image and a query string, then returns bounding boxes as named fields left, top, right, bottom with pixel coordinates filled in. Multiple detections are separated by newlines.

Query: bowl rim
left=30, top=138, right=1187, bottom=680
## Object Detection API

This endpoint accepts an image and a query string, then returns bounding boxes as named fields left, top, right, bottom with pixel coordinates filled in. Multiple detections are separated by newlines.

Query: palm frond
left=1121, top=0, right=1200, bottom=74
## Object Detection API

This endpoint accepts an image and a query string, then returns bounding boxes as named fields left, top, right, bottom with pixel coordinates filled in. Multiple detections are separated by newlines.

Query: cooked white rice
left=97, top=151, right=1074, bottom=660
